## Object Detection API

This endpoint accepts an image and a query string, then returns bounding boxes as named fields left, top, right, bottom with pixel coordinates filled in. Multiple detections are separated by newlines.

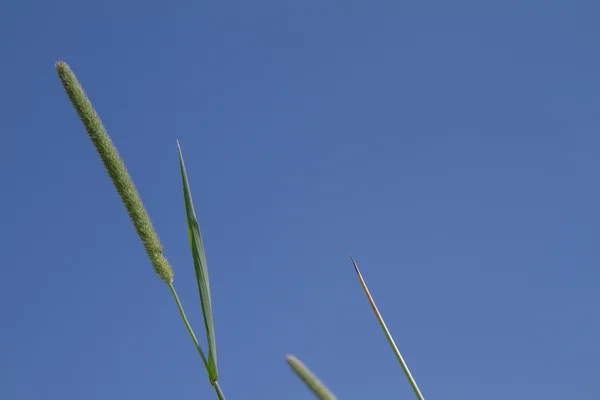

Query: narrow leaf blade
left=286, top=355, right=337, bottom=400
left=350, top=254, right=425, bottom=400
left=177, top=141, right=218, bottom=382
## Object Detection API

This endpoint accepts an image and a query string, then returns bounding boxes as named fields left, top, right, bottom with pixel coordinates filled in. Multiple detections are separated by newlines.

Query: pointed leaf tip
left=349, top=254, right=361, bottom=277
left=178, top=145, right=218, bottom=382
left=349, top=256, right=425, bottom=400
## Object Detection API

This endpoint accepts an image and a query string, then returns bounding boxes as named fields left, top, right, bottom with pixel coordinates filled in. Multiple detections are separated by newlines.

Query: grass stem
left=213, top=381, right=226, bottom=400
left=168, top=282, right=209, bottom=371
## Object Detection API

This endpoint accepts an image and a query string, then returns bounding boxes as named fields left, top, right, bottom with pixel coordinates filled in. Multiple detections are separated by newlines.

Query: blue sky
left=1, top=1, right=598, bottom=399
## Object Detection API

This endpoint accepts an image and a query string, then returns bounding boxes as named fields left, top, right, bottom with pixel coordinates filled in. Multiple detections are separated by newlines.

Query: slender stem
left=168, top=282, right=209, bottom=371
left=213, top=381, right=226, bottom=400
left=169, top=284, right=227, bottom=399
left=350, top=256, right=425, bottom=400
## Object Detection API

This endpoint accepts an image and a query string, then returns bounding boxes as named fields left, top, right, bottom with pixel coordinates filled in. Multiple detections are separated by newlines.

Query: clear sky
left=0, top=1, right=598, bottom=399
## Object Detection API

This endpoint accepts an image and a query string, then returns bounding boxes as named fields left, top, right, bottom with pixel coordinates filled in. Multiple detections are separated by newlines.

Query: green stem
left=213, top=381, right=226, bottom=400
left=168, top=283, right=227, bottom=399
left=375, top=308, right=424, bottom=400
left=168, top=282, right=209, bottom=371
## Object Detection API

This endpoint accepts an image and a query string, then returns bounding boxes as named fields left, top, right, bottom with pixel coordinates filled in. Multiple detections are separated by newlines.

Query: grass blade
left=177, top=141, right=218, bottom=383
left=349, top=254, right=425, bottom=400
left=286, top=355, right=337, bottom=400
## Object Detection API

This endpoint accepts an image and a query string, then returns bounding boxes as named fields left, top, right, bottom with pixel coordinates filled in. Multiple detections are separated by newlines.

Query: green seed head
left=56, top=61, right=174, bottom=284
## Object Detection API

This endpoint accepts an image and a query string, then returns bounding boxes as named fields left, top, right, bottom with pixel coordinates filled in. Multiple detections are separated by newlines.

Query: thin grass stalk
left=213, top=381, right=226, bottom=400
left=286, top=355, right=337, bottom=400
left=349, top=255, right=425, bottom=400
left=168, top=283, right=209, bottom=370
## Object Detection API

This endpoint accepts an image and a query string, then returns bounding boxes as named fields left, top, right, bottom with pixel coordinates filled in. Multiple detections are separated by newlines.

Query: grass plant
left=55, top=60, right=425, bottom=400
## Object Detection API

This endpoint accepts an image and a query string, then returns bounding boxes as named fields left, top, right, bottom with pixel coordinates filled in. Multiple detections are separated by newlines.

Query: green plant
left=55, top=61, right=425, bottom=400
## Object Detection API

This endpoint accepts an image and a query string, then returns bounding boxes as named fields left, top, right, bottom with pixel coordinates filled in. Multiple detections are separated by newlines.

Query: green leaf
left=177, top=140, right=218, bottom=382
left=350, top=254, right=425, bottom=400
left=286, top=355, right=337, bottom=400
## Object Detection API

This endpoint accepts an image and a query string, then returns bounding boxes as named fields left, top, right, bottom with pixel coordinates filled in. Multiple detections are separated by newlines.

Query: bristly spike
left=286, top=355, right=337, bottom=400
left=55, top=61, right=174, bottom=284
